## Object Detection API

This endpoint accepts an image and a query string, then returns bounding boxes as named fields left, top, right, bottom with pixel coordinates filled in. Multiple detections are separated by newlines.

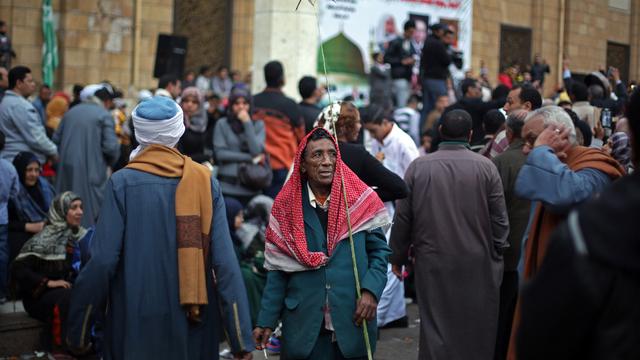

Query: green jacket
left=492, top=138, right=531, bottom=271
left=257, top=185, right=390, bottom=358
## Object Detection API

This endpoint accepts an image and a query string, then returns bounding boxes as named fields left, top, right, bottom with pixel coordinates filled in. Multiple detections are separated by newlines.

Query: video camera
left=448, top=48, right=464, bottom=70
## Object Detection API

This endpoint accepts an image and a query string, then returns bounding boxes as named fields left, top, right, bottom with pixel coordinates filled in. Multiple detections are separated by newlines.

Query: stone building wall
left=472, top=0, right=640, bottom=96
left=3, top=0, right=639, bottom=97
left=1, top=0, right=173, bottom=93
left=0, top=0, right=52, bottom=85
left=229, top=0, right=254, bottom=79
left=174, top=0, right=229, bottom=76
left=472, top=0, right=562, bottom=96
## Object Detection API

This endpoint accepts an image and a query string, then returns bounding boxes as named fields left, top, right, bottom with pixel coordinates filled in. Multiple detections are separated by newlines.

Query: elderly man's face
left=301, top=138, right=337, bottom=188
left=521, top=117, right=545, bottom=155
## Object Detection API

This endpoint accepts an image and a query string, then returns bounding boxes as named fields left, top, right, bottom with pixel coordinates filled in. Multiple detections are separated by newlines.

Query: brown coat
left=391, top=143, right=509, bottom=360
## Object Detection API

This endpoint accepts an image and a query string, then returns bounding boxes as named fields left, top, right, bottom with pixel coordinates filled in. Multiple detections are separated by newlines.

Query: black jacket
left=531, top=63, right=550, bottom=83
left=590, top=81, right=629, bottom=116
left=421, top=35, right=451, bottom=80
left=563, top=76, right=628, bottom=116
left=384, top=36, right=417, bottom=81
left=440, top=97, right=506, bottom=145
left=339, top=142, right=408, bottom=202
left=517, top=172, right=640, bottom=360
left=299, top=102, right=321, bottom=134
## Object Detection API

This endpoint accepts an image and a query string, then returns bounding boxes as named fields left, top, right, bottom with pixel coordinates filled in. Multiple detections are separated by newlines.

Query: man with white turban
left=66, top=96, right=254, bottom=359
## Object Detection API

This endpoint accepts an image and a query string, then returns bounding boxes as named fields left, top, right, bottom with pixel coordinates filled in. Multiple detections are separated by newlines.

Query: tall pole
left=131, top=0, right=142, bottom=89
left=557, top=0, right=566, bottom=85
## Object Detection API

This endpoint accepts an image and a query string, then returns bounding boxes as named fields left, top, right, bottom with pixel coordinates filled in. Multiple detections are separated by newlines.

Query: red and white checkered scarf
left=265, top=128, right=390, bottom=272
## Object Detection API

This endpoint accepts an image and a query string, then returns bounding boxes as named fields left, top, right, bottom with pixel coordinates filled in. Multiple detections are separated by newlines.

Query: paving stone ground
left=1, top=301, right=421, bottom=359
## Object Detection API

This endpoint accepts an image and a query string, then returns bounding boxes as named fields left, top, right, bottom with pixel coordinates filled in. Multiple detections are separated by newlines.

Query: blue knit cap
left=134, top=96, right=179, bottom=121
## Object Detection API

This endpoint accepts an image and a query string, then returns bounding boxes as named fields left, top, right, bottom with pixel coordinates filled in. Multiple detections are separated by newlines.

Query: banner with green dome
left=317, top=0, right=472, bottom=103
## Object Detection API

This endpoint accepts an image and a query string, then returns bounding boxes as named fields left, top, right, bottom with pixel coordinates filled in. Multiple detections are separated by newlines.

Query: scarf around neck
left=126, top=144, right=212, bottom=321
left=523, top=145, right=625, bottom=278
left=265, top=128, right=390, bottom=272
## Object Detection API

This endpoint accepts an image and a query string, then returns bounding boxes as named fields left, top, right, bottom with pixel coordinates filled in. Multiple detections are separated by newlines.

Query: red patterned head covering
left=265, top=128, right=390, bottom=272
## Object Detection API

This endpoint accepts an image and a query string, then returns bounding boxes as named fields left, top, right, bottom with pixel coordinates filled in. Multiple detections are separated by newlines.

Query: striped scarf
left=127, top=144, right=212, bottom=322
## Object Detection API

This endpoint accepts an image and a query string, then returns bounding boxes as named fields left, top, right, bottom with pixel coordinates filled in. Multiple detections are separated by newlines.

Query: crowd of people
left=0, top=16, right=638, bottom=360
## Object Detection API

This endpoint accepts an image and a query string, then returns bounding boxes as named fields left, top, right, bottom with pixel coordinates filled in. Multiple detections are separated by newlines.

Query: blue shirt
left=514, top=145, right=612, bottom=274
left=0, top=158, right=20, bottom=224
left=515, top=146, right=611, bottom=213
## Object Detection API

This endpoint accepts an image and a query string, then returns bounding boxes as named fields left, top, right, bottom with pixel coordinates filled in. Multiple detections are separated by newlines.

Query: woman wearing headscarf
left=214, top=87, right=266, bottom=205
left=11, top=191, right=90, bottom=354
left=8, top=152, right=56, bottom=263
left=178, top=86, right=210, bottom=163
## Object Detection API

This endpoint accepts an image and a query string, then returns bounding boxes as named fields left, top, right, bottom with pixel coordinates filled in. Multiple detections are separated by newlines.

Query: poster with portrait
left=317, top=0, right=473, bottom=101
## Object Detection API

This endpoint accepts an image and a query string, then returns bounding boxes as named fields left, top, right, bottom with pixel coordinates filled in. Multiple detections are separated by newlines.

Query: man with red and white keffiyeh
left=253, top=128, right=391, bottom=359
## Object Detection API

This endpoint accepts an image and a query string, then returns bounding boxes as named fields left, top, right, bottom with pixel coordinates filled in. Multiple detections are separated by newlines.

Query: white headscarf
left=80, top=83, right=114, bottom=102
left=129, top=96, right=185, bottom=160
left=79, top=84, right=103, bottom=101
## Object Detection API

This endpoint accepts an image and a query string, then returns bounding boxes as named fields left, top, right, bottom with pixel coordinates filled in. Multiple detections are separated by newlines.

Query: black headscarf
left=224, top=197, right=244, bottom=246
left=12, top=152, right=46, bottom=211
left=227, top=87, right=252, bottom=135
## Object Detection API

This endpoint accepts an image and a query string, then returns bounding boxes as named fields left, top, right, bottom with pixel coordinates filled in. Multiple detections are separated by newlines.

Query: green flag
left=41, top=0, right=58, bottom=87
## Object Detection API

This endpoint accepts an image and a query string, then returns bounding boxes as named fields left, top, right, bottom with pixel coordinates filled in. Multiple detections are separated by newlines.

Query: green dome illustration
left=318, top=32, right=366, bottom=77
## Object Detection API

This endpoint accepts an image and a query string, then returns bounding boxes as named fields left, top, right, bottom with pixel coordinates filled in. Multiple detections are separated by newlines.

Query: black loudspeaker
left=153, top=34, right=188, bottom=78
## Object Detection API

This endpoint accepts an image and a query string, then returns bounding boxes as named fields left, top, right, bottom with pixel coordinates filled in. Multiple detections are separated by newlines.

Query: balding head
left=440, top=109, right=472, bottom=141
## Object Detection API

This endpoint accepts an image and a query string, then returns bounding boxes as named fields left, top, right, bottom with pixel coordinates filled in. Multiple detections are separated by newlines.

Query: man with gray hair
left=491, top=109, right=530, bottom=360
left=515, top=105, right=625, bottom=277
left=506, top=105, right=625, bottom=358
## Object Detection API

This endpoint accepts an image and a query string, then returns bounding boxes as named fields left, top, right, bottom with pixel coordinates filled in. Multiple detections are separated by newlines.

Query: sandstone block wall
left=1, top=0, right=173, bottom=94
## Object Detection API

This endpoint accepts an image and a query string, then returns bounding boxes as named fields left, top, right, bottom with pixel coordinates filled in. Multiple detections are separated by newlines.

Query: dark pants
left=421, top=78, right=448, bottom=128
left=282, top=329, right=367, bottom=360
left=0, top=224, right=7, bottom=299
left=264, top=169, right=289, bottom=199
left=495, top=271, right=519, bottom=360
left=23, top=287, right=72, bottom=350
